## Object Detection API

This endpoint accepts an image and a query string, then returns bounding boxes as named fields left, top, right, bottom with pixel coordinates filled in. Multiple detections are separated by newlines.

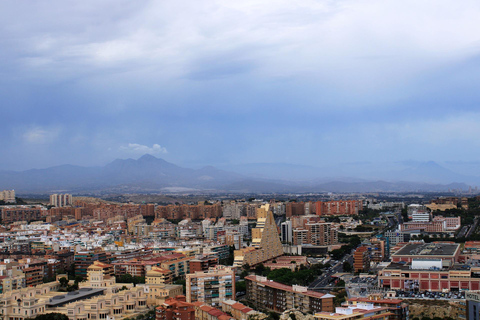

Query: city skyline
left=2, top=1, right=480, bottom=173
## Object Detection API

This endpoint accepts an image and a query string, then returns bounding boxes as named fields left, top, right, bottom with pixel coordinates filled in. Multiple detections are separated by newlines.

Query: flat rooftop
left=393, top=243, right=459, bottom=257
left=384, top=262, right=471, bottom=271
left=384, top=262, right=414, bottom=270
left=47, top=288, right=105, bottom=307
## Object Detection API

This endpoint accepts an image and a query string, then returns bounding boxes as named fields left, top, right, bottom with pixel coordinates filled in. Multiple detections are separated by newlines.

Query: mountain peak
left=138, top=154, right=158, bottom=161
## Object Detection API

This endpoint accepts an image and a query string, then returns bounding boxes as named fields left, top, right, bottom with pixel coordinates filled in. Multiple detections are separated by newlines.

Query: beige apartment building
left=146, top=266, right=173, bottom=285
left=234, top=204, right=283, bottom=267
left=186, top=265, right=235, bottom=305
left=0, top=263, right=26, bottom=293
left=0, top=190, right=15, bottom=203
left=0, top=256, right=185, bottom=320
left=127, top=215, right=147, bottom=234
left=0, top=278, right=146, bottom=320
left=145, top=267, right=183, bottom=306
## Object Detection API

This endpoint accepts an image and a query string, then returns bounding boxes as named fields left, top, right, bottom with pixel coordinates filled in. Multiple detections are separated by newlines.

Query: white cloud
left=119, top=143, right=168, bottom=155
left=5, top=0, right=480, bottom=88
left=22, top=127, right=60, bottom=144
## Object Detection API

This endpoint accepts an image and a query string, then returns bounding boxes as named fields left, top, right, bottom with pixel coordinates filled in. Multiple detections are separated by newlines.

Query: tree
left=174, top=278, right=186, bottom=294
left=67, top=283, right=78, bottom=292
left=116, top=274, right=134, bottom=283
left=220, top=246, right=235, bottom=265
left=268, top=312, right=280, bottom=320
left=59, top=277, right=68, bottom=288
left=343, top=261, right=352, bottom=273
left=254, top=264, right=266, bottom=275
left=236, top=280, right=246, bottom=292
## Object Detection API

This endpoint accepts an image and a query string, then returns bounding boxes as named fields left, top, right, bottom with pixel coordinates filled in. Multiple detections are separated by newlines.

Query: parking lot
left=394, top=289, right=465, bottom=300
left=345, top=277, right=467, bottom=301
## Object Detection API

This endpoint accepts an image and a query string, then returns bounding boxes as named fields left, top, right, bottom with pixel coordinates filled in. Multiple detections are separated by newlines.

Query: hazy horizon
left=2, top=1, right=480, bottom=172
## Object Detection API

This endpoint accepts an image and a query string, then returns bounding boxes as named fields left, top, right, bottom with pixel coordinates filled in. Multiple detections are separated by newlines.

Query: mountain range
left=0, top=154, right=477, bottom=194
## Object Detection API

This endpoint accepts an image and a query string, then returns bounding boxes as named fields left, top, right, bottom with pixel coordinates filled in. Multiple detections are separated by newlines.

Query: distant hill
left=0, top=154, right=245, bottom=193
left=0, top=155, right=474, bottom=194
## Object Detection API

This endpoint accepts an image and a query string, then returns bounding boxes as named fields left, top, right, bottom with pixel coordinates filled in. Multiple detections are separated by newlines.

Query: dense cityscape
left=2, top=1, right=479, bottom=320
left=1, top=188, right=480, bottom=320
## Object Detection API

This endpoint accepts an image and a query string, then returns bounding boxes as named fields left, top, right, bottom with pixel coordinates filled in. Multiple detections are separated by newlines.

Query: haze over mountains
left=0, top=154, right=477, bottom=194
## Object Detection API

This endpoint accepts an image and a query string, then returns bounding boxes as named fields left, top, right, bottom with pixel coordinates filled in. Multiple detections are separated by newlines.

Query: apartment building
left=245, top=275, right=334, bottom=314
left=156, top=253, right=192, bottom=279
left=286, top=200, right=362, bottom=217
left=156, top=295, right=195, bottom=320
left=316, top=200, right=362, bottom=216
left=221, top=299, right=267, bottom=320
left=384, top=230, right=411, bottom=246
left=145, top=268, right=183, bottom=306
left=234, top=205, right=283, bottom=267
left=411, top=211, right=431, bottom=223
left=50, top=194, right=73, bottom=207
left=155, top=203, right=222, bottom=220
left=353, top=247, right=370, bottom=273
left=0, top=271, right=150, bottom=320
left=189, top=256, right=218, bottom=273
left=222, top=202, right=242, bottom=220
left=146, top=266, right=173, bottom=285
left=293, top=229, right=308, bottom=245
left=24, top=266, right=43, bottom=287
left=0, top=190, right=15, bottom=203
left=127, top=215, right=147, bottom=233
left=140, top=204, right=155, bottom=217
left=74, top=249, right=109, bottom=278
left=186, top=265, right=235, bottom=305
left=0, top=265, right=25, bottom=293
left=286, top=202, right=306, bottom=218
left=113, top=258, right=162, bottom=278
left=193, top=303, right=235, bottom=320
left=281, top=220, right=293, bottom=244
left=1, top=207, right=43, bottom=224
left=305, top=222, right=338, bottom=246
left=225, top=230, right=243, bottom=250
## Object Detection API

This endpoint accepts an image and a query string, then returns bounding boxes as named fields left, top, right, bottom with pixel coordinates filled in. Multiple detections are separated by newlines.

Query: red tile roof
left=232, top=303, right=245, bottom=310
left=245, top=275, right=329, bottom=299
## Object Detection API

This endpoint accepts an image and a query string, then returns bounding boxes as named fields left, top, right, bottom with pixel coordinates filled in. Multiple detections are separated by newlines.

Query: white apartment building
left=0, top=190, right=15, bottom=203
left=50, top=194, right=73, bottom=207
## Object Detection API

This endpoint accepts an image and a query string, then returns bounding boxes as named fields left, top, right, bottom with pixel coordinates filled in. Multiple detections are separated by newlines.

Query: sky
left=2, top=0, right=480, bottom=171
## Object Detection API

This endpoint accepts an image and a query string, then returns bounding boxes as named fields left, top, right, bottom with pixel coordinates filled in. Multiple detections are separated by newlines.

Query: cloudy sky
left=2, top=0, right=480, bottom=171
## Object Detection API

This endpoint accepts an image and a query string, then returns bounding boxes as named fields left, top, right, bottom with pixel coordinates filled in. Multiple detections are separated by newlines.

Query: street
left=308, top=254, right=353, bottom=291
